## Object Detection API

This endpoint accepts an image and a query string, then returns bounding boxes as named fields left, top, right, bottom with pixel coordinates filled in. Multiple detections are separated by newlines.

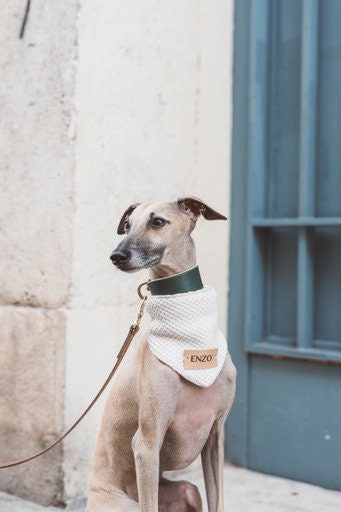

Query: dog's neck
left=149, top=261, right=196, bottom=280
left=149, top=240, right=196, bottom=280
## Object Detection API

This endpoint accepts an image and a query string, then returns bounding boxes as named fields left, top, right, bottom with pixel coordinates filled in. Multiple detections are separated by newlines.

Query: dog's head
left=110, top=197, right=227, bottom=273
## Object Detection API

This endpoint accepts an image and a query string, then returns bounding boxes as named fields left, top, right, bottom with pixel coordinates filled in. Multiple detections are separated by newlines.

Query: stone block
left=0, top=1, right=77, bottom=308
left=0, top=307, right=65, bottom=506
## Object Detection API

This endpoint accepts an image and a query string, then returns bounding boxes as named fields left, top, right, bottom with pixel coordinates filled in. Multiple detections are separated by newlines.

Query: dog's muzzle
left=110, top=249, right=131, bottom=267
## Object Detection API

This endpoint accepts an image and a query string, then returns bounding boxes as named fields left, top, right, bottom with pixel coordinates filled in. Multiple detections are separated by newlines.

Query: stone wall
left=0, top=0, right=233, bottom=505
left=0, top=0, right=77, bottom=506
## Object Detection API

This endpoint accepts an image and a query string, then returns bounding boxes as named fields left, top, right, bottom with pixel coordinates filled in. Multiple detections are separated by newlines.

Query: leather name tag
left=183, top=349, right=218, bottom=370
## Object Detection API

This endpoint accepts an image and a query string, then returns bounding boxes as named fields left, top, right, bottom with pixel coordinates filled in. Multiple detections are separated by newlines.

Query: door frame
left=224, top=0, right=251, bottom=466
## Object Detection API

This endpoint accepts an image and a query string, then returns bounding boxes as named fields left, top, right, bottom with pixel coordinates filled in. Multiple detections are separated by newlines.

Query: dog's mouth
left=114, top=256, right=161, bottom=273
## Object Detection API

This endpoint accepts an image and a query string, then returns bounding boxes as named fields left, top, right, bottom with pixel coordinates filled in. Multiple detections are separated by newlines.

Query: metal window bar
left=244, top=0, right=270, bottom=349
left=297, top=0, right=319, bottom=349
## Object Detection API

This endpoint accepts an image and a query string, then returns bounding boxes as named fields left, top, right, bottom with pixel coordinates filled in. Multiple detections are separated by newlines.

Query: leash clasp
left=137, top=280, right=150, bottom=300
left=132, top=280, right=150, bottom=330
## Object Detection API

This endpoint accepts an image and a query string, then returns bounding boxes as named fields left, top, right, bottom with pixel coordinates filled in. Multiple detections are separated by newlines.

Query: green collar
left=148, top=266, right=203, bottom=296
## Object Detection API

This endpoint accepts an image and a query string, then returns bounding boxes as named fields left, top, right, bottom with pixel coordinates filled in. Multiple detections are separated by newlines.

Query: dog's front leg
left=132, top=430, right=162, bottom=511
left=132, top=350, right=180, bottom=512
left=201, top=416, right=225, bottom=512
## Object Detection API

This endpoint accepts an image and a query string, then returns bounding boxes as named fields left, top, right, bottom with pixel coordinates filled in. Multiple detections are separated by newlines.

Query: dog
left=87, top=197, right=236, bottom=512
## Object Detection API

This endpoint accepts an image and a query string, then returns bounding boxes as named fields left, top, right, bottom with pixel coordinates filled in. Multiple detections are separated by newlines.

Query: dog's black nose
left=110, top=249, right=131, bottom=265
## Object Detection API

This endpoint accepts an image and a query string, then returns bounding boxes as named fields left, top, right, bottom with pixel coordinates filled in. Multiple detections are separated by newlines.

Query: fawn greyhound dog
left=87, top=197, right=236, bottom=512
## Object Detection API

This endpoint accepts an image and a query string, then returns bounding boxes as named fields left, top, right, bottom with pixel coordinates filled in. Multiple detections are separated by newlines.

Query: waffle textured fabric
left=146, top=286, right=227, bottom=387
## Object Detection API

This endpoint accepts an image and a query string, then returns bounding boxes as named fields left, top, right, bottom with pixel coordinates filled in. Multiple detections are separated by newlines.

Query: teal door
left=226, top=0, right=341, bottom=490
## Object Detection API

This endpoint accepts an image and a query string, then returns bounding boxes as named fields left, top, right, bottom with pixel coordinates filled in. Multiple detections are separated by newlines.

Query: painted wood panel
left=226, top=0, right=341, bottom=490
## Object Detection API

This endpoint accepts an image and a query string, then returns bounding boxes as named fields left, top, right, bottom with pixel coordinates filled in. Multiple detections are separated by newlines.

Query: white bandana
left=146, top=286, right=227, bottom=388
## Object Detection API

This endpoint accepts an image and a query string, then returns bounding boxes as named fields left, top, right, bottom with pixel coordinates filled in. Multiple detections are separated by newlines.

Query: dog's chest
left=160, top=365, right=230, bottom=471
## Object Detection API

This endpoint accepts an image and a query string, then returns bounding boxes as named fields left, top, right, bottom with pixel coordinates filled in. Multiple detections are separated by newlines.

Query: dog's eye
left=123, top=220, right=130, bottom=232
left=151, top=217, right=166, bottom=228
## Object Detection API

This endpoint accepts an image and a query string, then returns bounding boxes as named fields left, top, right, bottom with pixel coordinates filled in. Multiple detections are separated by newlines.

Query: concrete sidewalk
left=1, top=464, right=340, bottom=512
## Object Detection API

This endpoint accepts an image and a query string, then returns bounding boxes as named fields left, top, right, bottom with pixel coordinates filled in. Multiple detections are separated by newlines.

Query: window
left=245, top=0, right=341, bottom=362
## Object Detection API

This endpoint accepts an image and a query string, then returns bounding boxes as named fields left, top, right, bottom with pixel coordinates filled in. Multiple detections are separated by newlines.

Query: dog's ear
left=117, top=204, right=140, bottom=234
left=177, top=197, right=227, bottom=221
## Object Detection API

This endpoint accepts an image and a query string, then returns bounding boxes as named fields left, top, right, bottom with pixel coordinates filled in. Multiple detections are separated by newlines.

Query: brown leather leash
left=0, top=282, right=149, bottom=469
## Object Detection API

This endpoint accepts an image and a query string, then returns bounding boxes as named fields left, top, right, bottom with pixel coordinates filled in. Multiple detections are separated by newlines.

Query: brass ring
left=137, top=281, right=150, bottom=300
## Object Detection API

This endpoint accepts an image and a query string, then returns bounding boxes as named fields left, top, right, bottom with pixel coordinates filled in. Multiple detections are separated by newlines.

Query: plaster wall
left=63, top=0, right=234, bottom=500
